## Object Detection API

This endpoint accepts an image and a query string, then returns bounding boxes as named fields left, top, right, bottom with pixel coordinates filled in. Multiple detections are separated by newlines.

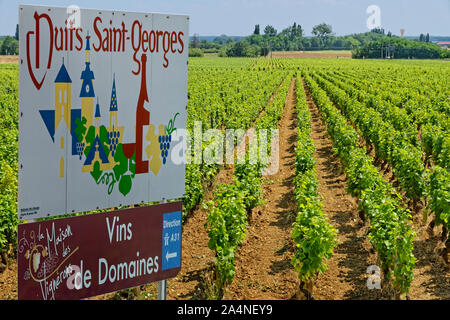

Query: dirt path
left=224, top=77, right=299, bottom=299
left=302, top=78, right=383, bottom=300
left=409, top=224, right=450, bottom=299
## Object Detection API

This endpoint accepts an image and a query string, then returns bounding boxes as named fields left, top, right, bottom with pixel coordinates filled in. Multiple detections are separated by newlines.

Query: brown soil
left=224, top=77, right=299, bottom=299
left=302, top=78, right=383, bottom=300
left=271, top=51, right=352, bottom=59
left=0, top=55, right=18, bottom=64
left=0, top=260, right=17, bottom=300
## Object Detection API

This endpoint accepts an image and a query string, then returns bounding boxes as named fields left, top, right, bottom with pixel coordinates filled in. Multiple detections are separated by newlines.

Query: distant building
left=436, top=41, right=450, bottom=49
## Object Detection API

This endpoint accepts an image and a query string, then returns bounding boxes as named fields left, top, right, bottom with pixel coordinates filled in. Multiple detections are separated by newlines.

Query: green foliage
left=312, top=72, right=426, bottom=201
left=226, top=40, right=260, bottom=57
left=427, top=166, right=450, bottom=229
left=189, top=48, right=204, bottom=57
left=183, top=60, right=286, bottom=220
left=234, top=163, right=263, bottom=211
left=353, top=37, right=449, bottom=59
left=305, top=73, right=416, bottom=295
left=204, top=158, right=263, bottom=293
left=291, top=76, right=337, bottom=284
left=0, top=65, right=18, bottom=252
left=311, top=23, right=334, bottom=41
left=0, top=161, right=18, bottom=251
left=204, top=181, right=247, bottom=289
left=0, top=36, right=19, bottom=55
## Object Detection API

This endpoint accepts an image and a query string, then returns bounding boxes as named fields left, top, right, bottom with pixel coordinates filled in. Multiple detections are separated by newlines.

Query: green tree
left=0, top=36, right=18, bottom=55
left=15, top=24, right=19, bottom=41
left=264, top=25, right=277, bottom=37
left=312, top=23, right=334, bottom=42
left=253, top=24, right=260, bottom=35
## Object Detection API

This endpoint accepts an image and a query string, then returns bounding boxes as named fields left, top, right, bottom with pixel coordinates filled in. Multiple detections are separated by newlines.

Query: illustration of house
left=54, top=58, right=72, bottom=178
left=39, top=57, right=81, bottom=174
left=54, top=119, right=69, bottom=178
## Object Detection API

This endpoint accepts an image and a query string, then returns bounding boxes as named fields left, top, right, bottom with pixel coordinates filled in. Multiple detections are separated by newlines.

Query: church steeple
left=80, top=31, right=95, bottom=129
left=80, top=32, right=95, bottom=99
left=85, top=31, right=91, bottom=63
left=110, top=74, right=118, bottom=128
left=94, top=97, right=101, bottom=133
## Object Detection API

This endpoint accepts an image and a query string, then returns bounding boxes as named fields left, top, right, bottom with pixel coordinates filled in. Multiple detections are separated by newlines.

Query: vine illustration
left=95, top=172, right=116, bottom=195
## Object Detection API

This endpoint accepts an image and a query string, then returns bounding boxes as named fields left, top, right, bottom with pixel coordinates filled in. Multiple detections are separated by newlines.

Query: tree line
left=189, top=23, right=449, bottom=59
left=190, top=23, right=386, bottom=57
left=353, top=37, right=450, bottom=59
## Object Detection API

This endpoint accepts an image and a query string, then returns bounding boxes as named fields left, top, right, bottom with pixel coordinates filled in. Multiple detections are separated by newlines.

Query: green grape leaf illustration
left=113, top=143, right=135, bottom=196
left=74, top=116, right=87, bottom=143
left=90, top=161, right=102, bottom=182
left=84, top=126, right=96, bottom=156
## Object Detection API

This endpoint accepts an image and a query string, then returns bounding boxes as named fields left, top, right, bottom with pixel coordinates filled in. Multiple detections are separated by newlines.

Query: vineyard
left=0, top=57, right=449, bottom=300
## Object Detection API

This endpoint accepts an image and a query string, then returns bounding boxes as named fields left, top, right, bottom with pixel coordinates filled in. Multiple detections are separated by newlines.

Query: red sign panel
left=17, top=201, right=182, bottom=300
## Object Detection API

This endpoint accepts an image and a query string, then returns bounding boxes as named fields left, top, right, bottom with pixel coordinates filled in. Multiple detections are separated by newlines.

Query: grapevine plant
left=291, top=76, right=337, bottom=298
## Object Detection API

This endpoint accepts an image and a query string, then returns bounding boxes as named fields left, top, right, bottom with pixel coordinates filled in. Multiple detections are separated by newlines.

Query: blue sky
left=1, top=0, right=449, bottom=36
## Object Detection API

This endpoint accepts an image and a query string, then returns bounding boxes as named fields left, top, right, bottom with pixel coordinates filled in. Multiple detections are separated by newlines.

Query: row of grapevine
left=304, top=73, right=416, bottom=298
left=204, top=73, right=292, bottom=297
left=0, top=65, right=18, bottom=253
left=290, top=76, right=337, bottom=299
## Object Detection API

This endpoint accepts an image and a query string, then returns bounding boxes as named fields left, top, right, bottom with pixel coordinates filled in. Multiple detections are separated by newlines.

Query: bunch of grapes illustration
left=158, top=112, right=179, bottom=165
left=76, top=142, right=85, bottom=160
left=159, top=134, right=171, bottom=165
left=108, top=129, right=120, bottom=157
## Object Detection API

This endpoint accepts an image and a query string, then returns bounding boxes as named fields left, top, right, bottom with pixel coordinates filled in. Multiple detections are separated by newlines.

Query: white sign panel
left=18, top=5, right=188, bottom=220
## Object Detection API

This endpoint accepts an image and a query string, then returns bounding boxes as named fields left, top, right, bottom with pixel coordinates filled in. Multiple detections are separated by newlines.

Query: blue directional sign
left=162, top=211, right=182, bottom=271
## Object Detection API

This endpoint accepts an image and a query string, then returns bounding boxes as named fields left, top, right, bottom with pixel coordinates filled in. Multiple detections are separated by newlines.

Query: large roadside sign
left=17, top=5, right=188, bottom=300
left=17, top=202, right=182, bottom=300
left=18, top=5, right=188, bottom=220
